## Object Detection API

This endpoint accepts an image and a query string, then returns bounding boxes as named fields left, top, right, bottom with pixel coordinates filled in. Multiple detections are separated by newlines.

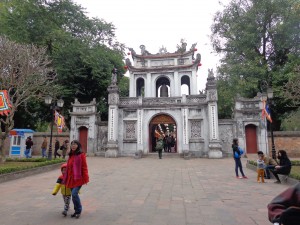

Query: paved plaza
left=0, top=156, right=291, bottom=225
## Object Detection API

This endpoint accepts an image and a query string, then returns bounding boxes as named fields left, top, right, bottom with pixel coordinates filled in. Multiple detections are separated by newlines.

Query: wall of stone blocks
left=268, top=131, right=300, bottom=157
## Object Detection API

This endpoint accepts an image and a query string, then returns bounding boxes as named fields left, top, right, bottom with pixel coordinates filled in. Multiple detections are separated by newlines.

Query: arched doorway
left=245, top=124, right=257, bottom=154
left=149, top=114, right=177, bottom=153
left=79, top=126, right=88, bottom=153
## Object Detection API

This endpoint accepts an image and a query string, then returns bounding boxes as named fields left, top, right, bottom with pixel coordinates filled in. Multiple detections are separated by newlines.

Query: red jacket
left=64, top=153, right=89, bottom=188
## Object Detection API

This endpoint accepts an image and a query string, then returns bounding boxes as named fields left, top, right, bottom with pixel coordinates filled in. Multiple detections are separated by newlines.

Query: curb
left=246, top=161, right=299, bottom=185
left=0, top=163, right=62, bottom=183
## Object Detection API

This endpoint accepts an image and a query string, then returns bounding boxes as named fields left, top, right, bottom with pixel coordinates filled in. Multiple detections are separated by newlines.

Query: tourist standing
left=257, top=153, right=265, bottom=183
left=41, top=136, right=48, bottom=158
left=63, top=140, right=89, bottom=218
left=54, top=139, right=61, bottom=158
left=61, top=140, right=69, bottom=159
left=25, top=136, right=33, bottom=158
left=232, top=138, right=247, bottom=179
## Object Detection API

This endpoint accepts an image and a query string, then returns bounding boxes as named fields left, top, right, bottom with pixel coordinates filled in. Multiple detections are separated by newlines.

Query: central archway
left=149, top=114, right=177, bottom=153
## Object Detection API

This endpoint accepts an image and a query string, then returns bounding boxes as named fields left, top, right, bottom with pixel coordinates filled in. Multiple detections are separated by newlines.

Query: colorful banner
left=262, top=100, right=272, bottom=123
left=0, top=90, right=11, bottom=115
left=54, top=110, right=65, bottom=133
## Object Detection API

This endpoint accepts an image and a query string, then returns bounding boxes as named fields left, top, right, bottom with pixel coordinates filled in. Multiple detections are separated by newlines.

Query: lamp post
left=45, top=96, right=64, bottom=160
left=261, top=82, right=276, bottom=159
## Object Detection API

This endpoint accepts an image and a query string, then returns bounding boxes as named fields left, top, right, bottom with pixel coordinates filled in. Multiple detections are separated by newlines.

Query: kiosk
left=9, top=129, right=35, bottom=157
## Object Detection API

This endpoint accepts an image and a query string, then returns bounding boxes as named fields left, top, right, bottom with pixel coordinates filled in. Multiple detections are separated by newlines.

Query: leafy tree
left=211, top=0, right=300, bottom=126
left=0, top=0, right=127, bottom=126
left=0, top=36, right=55, bottom=162
left=119, top=75, right=130, bottom=97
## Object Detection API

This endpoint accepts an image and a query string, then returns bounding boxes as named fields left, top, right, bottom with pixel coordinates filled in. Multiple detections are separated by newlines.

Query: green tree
left=0, top=36, right=55, bottom=162
left=0, top=0, right=127, bottom=125
left=211, top=0, right=300, bottom=125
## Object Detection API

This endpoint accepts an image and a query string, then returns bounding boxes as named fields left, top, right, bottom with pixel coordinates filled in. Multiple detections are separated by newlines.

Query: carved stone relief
left=208, top=90, right=217, bottom=101
left=190, top=120, right=201, bottom=138
left=124, top=121, right=136, bottom=139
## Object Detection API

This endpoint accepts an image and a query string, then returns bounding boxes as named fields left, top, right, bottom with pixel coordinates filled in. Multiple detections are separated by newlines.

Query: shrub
left=0, top=158, right=65, bottom=175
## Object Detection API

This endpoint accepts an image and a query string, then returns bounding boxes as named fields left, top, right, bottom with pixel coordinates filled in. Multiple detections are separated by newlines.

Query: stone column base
left=105, top=149, right=118, bottom=158
left=208, top=142, right=223, bottom=159
left=105, top=141, right=118, bottom=158
left=183, top=150, right=191, bottom=160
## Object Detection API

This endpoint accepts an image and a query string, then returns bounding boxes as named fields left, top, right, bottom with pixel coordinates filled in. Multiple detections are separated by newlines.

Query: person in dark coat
left=54, top=139, right=61, bottom=159
left=25, top=136, right=33, bottom=158
left=270, top=150, right=292, bottom=184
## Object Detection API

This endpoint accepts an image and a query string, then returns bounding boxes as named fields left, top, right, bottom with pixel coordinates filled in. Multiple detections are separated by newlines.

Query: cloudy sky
left=73, top=0, right=230, bottom=90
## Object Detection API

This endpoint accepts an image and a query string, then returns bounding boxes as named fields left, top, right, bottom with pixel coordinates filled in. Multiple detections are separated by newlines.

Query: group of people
left=232, top=138, right=299, bottom=225
left=154, top=129, right=176, bottom=159
left=52, top=140, right=89, bottom=219
left=25, top=136, right=69, bottom=159
left=232, top=138, right=292, bottom=184
left=163, top=135, right=176, bottom=153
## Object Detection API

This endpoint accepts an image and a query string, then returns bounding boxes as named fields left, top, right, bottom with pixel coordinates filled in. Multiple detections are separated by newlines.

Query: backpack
left=155, top=139, right=163, bottom=150
left=234, top=147, right=244, bottom=158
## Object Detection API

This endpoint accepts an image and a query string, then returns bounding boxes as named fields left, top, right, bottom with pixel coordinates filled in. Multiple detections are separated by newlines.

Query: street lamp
left=261, top=82, right=276, bottom=160
left=45, top=96, right=64, bottom=160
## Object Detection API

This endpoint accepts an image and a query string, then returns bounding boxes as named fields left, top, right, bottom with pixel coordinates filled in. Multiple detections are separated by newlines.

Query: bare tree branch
left=0, top=36, right=56, bottom=162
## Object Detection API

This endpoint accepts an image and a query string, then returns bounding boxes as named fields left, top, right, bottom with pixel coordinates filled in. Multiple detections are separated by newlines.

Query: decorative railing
left=119, top=95, right=206, bottom=107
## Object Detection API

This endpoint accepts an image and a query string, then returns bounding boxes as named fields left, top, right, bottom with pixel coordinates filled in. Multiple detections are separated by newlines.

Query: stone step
left=144, top=152, right=182, bottom=158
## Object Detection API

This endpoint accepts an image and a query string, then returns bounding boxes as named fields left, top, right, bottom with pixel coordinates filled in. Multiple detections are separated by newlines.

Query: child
left=52, top=163, right=71, bottom=216
left=257, top=154, right=265, bottom=183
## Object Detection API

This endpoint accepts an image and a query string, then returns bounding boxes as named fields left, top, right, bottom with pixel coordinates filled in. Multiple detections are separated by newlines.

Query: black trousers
left=270, top=168, right=289, bottom=182
left=158, top=149, right=162, bottom=159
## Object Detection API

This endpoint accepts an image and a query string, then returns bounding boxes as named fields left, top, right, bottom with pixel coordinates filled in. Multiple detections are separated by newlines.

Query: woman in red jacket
left=63, top=140, right=89, bottom=218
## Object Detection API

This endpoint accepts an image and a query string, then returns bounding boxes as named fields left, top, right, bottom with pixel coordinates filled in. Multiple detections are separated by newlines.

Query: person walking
left=232, top=138, right=248, bottom=179
left=270, top=150, right=292, bottom=184
left=156, top=135, right=164, bottom=159
left=25, top=136, right=33, bottom=158
left=257, top=151, right=277, bottom=179
left=52, top=163, right=72, bottom=217
left=41, top=136, right=48, bottom=158
left=63, top=140, right=89, bottom=218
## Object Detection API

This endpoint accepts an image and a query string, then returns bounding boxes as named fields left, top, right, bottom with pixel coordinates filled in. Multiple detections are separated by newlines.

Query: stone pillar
left=106, top=84, right=120, bottom=158
left=137, top=108, right=143, bottom=152
left=181, top=95, right=189, bottom=156
left=206, top=69, right=222, bottom=158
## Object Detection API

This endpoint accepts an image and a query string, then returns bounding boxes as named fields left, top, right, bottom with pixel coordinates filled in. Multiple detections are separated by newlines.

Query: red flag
left=0, top=90, right=11, bottom=115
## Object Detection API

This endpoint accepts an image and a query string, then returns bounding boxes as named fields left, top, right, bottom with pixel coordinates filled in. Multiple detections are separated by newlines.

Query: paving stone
left=0, top=157, right=291, bottom=225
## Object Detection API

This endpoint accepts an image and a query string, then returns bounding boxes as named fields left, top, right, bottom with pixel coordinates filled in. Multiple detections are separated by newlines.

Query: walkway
left=0, top=156, right=291, bottom=225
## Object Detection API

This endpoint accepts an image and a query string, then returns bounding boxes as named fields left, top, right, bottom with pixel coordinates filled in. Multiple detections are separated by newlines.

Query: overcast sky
left=73, top=0, right=230, bottom=91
